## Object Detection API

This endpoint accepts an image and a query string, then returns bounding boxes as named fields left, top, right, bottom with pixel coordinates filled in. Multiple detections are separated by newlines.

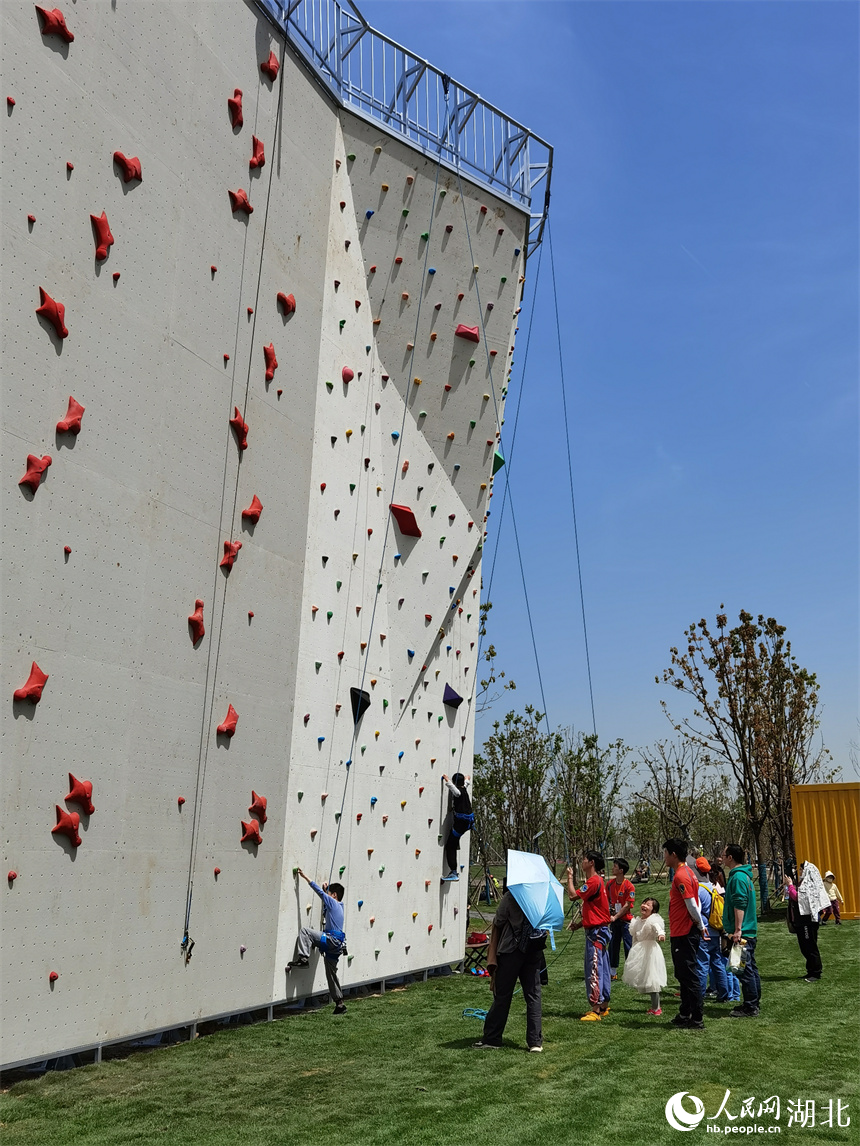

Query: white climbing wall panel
left=1, top=0, right=526, bottom=1066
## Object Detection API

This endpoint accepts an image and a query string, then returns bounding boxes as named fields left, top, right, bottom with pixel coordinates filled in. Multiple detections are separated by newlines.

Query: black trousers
left=670, top=931, right=703, bottom=1021
left=483, top=946, right=543, bottom=1048
left=796, top=915, right=822, bottom=978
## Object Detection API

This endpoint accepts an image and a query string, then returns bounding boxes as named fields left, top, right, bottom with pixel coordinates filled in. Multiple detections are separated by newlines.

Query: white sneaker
left=528, top=1045, right=543, bottom=1052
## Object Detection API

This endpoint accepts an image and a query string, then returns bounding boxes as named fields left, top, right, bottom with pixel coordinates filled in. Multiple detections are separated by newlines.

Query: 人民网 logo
left=665, top=1091, right=705, bottom=1132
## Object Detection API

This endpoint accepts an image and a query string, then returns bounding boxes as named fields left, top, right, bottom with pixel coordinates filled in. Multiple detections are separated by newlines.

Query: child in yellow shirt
left=820, top=870, right=844, bottom=925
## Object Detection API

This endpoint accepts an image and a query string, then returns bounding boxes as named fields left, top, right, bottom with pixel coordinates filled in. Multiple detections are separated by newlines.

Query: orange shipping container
left=791, top=782, right=860, bottom=920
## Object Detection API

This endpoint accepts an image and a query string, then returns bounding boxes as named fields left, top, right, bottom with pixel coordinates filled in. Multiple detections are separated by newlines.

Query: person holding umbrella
left=473, top=850, right=564, bottom=1052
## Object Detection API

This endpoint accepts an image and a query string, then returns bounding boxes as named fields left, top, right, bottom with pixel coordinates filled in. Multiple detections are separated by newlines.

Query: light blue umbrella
left=506, top=849, right=565, bottom=932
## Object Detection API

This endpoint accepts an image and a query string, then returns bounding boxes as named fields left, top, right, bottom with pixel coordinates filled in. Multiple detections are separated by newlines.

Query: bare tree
left=633, top=739, right=710, bottom=841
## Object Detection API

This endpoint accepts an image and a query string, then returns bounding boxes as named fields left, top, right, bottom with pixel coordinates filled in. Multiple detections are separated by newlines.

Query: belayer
left=441, top=772, right=474, bottom=881
left=288, top=867, right=348, bottom=1015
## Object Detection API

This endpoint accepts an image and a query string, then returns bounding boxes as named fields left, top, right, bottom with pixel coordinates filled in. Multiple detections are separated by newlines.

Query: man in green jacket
left=720, top=844, right=760, bottom=1018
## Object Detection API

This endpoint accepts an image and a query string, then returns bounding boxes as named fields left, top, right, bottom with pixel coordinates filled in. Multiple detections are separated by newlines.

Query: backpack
left=708, top=884, right=725, bottom=931
left=515, top=923, right=547, bottom=953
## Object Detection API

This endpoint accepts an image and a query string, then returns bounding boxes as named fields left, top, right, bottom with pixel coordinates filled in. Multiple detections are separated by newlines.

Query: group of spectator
left=473, top=837, right=812, bottom=1050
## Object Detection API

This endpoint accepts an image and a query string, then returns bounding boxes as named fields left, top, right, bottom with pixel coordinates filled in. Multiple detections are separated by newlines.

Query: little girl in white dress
left=622, top=897, right=667, bottom=1015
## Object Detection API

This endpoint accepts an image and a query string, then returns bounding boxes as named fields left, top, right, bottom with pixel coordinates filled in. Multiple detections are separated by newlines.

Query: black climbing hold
left=350, top=687, right=371, bottom=724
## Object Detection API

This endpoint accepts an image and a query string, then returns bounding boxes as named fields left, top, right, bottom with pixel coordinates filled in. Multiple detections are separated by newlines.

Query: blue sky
left=359, top=1, right=859, bottom=773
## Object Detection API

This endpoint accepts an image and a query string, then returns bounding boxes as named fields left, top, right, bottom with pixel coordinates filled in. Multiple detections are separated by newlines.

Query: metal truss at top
left=256, top=0, right=552, bottom=256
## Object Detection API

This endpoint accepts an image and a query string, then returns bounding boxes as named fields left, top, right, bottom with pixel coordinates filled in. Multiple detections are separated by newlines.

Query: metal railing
left=255, top=0, right=552, bottom=255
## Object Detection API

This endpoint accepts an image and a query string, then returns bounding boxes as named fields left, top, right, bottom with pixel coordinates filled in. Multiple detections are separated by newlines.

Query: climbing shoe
left=287, top=957, right=309, bottom=968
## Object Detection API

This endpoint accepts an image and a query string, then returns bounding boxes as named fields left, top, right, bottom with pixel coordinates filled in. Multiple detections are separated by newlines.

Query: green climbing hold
left=347, top=153, right=356, bottom=161
left=419, top=410, right=426, bottom=418
left=327, top=611, right=333, bottom=619
left=388, top=931, right=394, bottom=939
left=350, top=483, right=356, bottom=491
left=339, top=319, right=346, bottom=328
left=297, top=792, right=303, bottom=801
left=336, top=580, right=342, bottom=590
left=439, top=536, right=445, bottom=544
left=493, top=449, right=505, bottom=474
left=452, top=748, right=457, bottom=755
left=420, top=232, right=429, bottom=241
left=360, top=424, right=365, bottom=432
left=469, top=420, right=476, bottom=428
left=430, top=505, right=436, bottom=513
left=361, top=745, right=366, bottom=753
left=315, top=661, right=322, bottom=670
left=383, top=699, right=388, bottom=709
left=438, top=715, right=443, bottom=724
left=439, top=189, right=446, bottom=197
left=469, top=359, right=475, bottom=367
left=501, top=275, right=507, bottom=283
left=402, top=209, right=409, bottom=216
left=335, top=812, right=341, bottom=821
left=326, top=381, right=333, bottom=391
left=340, top=866, right=346, bottom=876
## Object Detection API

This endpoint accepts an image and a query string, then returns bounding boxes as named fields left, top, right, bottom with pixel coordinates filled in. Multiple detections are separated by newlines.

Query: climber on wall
left=288, top=868, right=348, bottom=1015
left=441, top=773, right=474, bottom=881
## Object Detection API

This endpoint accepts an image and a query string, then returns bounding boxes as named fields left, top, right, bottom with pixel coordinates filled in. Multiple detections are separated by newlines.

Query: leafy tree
left=475, top=601, right=516, bottom=715
left=622, top=799, right=662, bottom=863
left=473, top=706, right=560, bottom=857
left=659, top=609, right=834, bottom=905
left=549, top=733, right=633, bottom=866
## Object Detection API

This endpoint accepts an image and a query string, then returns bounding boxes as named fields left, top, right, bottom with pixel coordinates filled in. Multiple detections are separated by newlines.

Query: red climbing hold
left=241, top=819, right=262, bottom=845
left=277, top=291, right=296, bottom=315
left=455, top=324, right=480, bottom=343
left=214, top=867, right=221, bottom=876
left=261, top=50, right=280, bottom=80
left=13, top=661, right=48, bottom=703
left=7, top=97, right=15, bottom=108
left=249, top=135, right=265, bottom=169
left=188, top=599, right=205, bottom=643
left=113, top=151, right=142, bottom=183
left=249, top=791, right=268, bottom=823
left=56, top=395, right=85, bottom=435
left=65, top=773, right=94, bottom=815
left=242, top=494, right=263, bottom=524
left=36, top=287, right=67, bottom=338
left=7, top=871, right=17, bottom=882
left=230, top=407, right=248, bottom=450
left=218, top=704, right=239, bottom=737
left=228, top=88, right=243, bottom=128
left=90, top=211, right=114, bottom=261
left=52, top=806, right=81, bottom=847
left=19, top=454, right=51, bottom=493
left=220, top=539, right=242, bottom=570
left=49, top=971, right=59, bottom=982
left=342, top=366, right=354, bottom=384
left=229, top=188, right=253, bottom=215
left=36, top=6, right=74, bottom=42
left=389, top=504, right=422, bottom=538
left=263, top=343, right=278, bottom=381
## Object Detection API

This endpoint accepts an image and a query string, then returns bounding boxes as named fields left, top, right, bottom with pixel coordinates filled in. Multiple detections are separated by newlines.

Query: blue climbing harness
left=451, top=811, right=474, bottom=840
left=319, top=929, right=347, bottom=962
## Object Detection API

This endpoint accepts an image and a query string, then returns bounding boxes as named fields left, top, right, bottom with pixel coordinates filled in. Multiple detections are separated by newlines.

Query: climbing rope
left=181, top=39, right=288, bottom=956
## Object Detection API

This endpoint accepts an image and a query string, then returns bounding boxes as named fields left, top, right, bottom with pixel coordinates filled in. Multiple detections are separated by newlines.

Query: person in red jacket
left=664, top=838, right=709, bottom=1030
left=607, top=857, right=636, bottom=979
left=567, top=850, right=612, bottom=1021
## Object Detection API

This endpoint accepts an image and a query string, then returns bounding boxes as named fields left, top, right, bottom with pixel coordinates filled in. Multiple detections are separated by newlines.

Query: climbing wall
left=1, top=0, right=526, bottom=1067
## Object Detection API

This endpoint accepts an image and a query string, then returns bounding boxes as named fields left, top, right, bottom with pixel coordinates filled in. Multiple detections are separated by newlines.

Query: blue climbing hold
left=391, top=431, right=400, bottom=441
left=366, top=210, right=374, bottom=219
left=394, top=553, right=402, bottom=561
left=407, top=649, right=415, bottom=658
left=514, top=248, right=521, bottom=255
left=358, top=900, right=364, bottom=908
left=398, top=751, right=404, bottom=759
left=453, top=463, right=460, bottom=470
left=345, top=758, right=352, bottom=768
left=370, top=796, right=378, bottom=806
left=428, top=267, right=436, bottom=275
left=318, top=736, right=325, bottom=743
left=449, top=586, right=455, bottom=595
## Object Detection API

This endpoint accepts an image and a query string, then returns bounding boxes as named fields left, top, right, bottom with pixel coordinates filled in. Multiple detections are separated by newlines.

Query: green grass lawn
left=1, top=894, right=857, bottom=1146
